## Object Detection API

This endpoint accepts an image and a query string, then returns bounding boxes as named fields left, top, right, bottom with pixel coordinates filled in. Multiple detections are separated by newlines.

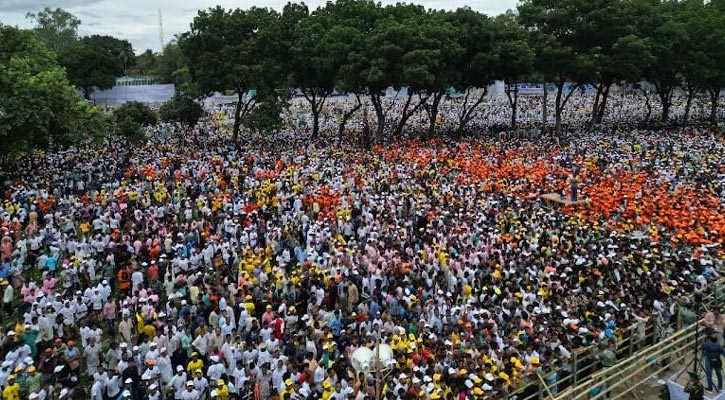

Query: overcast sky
left=0, top=0, right=518, bottom=53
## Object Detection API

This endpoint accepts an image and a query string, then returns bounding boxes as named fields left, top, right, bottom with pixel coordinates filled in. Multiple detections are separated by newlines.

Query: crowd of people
left=0, top=93, right=723, bottom=400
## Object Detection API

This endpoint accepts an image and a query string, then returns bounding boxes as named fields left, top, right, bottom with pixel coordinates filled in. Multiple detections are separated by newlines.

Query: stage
left=540, top=193, right=591, bottom=207
left=668, top=366, right=725, bottom=400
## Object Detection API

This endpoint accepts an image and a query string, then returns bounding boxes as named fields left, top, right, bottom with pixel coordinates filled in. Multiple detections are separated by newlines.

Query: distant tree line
left=3, top=0, right=725, bottom=157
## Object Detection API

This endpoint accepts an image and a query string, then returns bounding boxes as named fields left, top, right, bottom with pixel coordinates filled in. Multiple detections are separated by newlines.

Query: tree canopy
left=0, top=26, right=108, bottom=161
left=8, top=0, right=725, bottom=152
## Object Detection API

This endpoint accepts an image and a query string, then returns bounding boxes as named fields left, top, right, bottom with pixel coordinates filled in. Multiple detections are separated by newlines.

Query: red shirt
left=148, top=264, right=159, bottom=282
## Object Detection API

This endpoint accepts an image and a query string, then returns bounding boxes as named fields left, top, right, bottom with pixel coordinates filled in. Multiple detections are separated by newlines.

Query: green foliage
left=180, top=6, right=289, bottom=143
left=153, top=42, right=189, bottom=85
left=115, top=116, right=146, bottom=142
left=113, top=102, right=156, bottom=142
left=134, top=49, right=157, bottom=76
left=114, top=101, right=158, bottom=126
left=0, top=26, right=105, bottom=161
left=25, top=7, right=80, bottom=55
left=243, top=92, right=289, bottom=133
left=59, top=36, right=128, bottom=99
left=160, top=94, right=205, bottom=126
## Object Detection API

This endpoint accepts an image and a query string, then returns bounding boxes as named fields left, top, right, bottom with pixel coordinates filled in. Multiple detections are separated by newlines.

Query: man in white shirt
left=192, top=370, right=209, bottom=398
left=179, top=381, right=200, bottom=400
left=169, top=367, right=187, bottom=399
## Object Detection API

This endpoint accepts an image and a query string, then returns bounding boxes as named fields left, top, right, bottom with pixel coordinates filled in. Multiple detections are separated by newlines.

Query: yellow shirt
left=217, top=385, right=229, bottom=400
left=187, top=359, right=204, bottom=374
left=2, top=383, right=20, bottom=400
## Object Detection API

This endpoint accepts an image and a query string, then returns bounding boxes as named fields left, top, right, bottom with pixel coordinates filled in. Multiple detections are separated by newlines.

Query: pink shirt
left=42, top=278, right=57, bottom=294
left=103, top=301, right=117, bottom=320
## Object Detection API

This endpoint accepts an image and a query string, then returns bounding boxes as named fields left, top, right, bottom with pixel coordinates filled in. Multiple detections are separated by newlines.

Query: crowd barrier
left=506, top=278, right=725, bottom=400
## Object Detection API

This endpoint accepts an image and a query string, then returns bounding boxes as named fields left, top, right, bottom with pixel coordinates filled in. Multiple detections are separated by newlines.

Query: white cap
left=125, top=378, right=133, bottom=384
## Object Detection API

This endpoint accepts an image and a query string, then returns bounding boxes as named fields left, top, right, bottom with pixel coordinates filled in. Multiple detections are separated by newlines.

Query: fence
left=506, top=278, right=725, bottom=400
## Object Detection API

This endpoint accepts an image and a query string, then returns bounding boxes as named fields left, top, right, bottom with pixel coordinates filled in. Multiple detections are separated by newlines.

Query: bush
left=114, top=101, right=158, bottom=126
left=116, top=116, right=146, bottom=142
left=159, top=94, right=204, bottom=126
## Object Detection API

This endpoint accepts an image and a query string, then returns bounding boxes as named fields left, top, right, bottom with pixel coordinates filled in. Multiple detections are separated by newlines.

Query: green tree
left=286, top=4, right=333, bottom=139
left=492, top=12, right=534, bottom=129
left=676, top=0, right=724, bottom=126
left=180, top=6, right=288, bottom=144
left=83, top=35, right=135, bottom=73
left=25, top=7, right=80, bottom=55
left=403, top=11, right=465, bottom=138
left=318, top=0, right=380, bottom=143
left=698, top=5, right=725, bottom=126
left=0, top=26, right=107, bottom=161
left=59, top=35, right=131, bottom=98
left=153, top=42, right=188, bottom=84
left=446, top=7, right=498, bottom=136
left=134, top=49, right=158, bottom=76
left=634, top=0, right=688, bottom=122
left=520, top=0, right=598, bottom=134
left=160, top=94, right=205, bottom=126
left=113, top=101, right=157, bottom=142
left=114, top=101, right=158, bottom=125
left=243, top=91, right=290, bottom=134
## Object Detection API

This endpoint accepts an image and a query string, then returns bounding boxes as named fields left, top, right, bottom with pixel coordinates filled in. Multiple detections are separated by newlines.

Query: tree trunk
left=554, top=81, right=579, bottom=136
left=595, top=84, right=611, bottom=124
left=311, top=111, right=320, bottom=140
left=639, top=87, right=652, bottom=123
left=505, top=84, right=519, bottom=129
left=456, top=88, right=488, bottom=136
left=682, top=88, right=694, bottom=126
left=370, top=94, right=385, bottom=144
left=424, top=91, right=444, bottom=139
left=232, top=96, right=243, bottom=145
left=542, top=83, right=548, bottom=135
left=337, top=94, right=362, bottom=144
left=83, top=87, right=92, bottom=100
left=392, top=93, right=415, bottom=139
left=709, top=89, right=720, bottom=127
left=305, top=91, right=327, bottom=140
left=393, top=93, right=428, bottom=140
left=661, top=100, right=671, bottom=123
left=589, top=84, right=602, bottom=131
left=362, top=101, right=372, bottom=149
left=656, top=85, right=673, bottom=123
left=554, top=82, right=564, bottom=136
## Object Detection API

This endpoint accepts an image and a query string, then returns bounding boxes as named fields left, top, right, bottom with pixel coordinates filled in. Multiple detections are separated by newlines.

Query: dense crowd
left=0, top=94, right=723, bottom=400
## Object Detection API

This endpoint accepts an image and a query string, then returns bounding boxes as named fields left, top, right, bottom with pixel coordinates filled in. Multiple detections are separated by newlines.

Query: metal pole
left=693, top=291, right=702, bottom=378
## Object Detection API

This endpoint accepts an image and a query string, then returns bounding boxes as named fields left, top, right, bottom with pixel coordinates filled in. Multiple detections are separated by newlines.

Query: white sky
left=0, top=0, right=518, bottom=53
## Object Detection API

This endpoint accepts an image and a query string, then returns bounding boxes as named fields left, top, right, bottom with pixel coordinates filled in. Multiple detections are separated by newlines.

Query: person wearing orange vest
left=118, top=266, right=131, bottom=296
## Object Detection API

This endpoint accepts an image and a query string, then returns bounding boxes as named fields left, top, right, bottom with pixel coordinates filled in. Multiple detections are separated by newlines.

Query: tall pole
left=158, top=9, right=165, bottom=51
left=693, top=291, right=702, bottom=378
